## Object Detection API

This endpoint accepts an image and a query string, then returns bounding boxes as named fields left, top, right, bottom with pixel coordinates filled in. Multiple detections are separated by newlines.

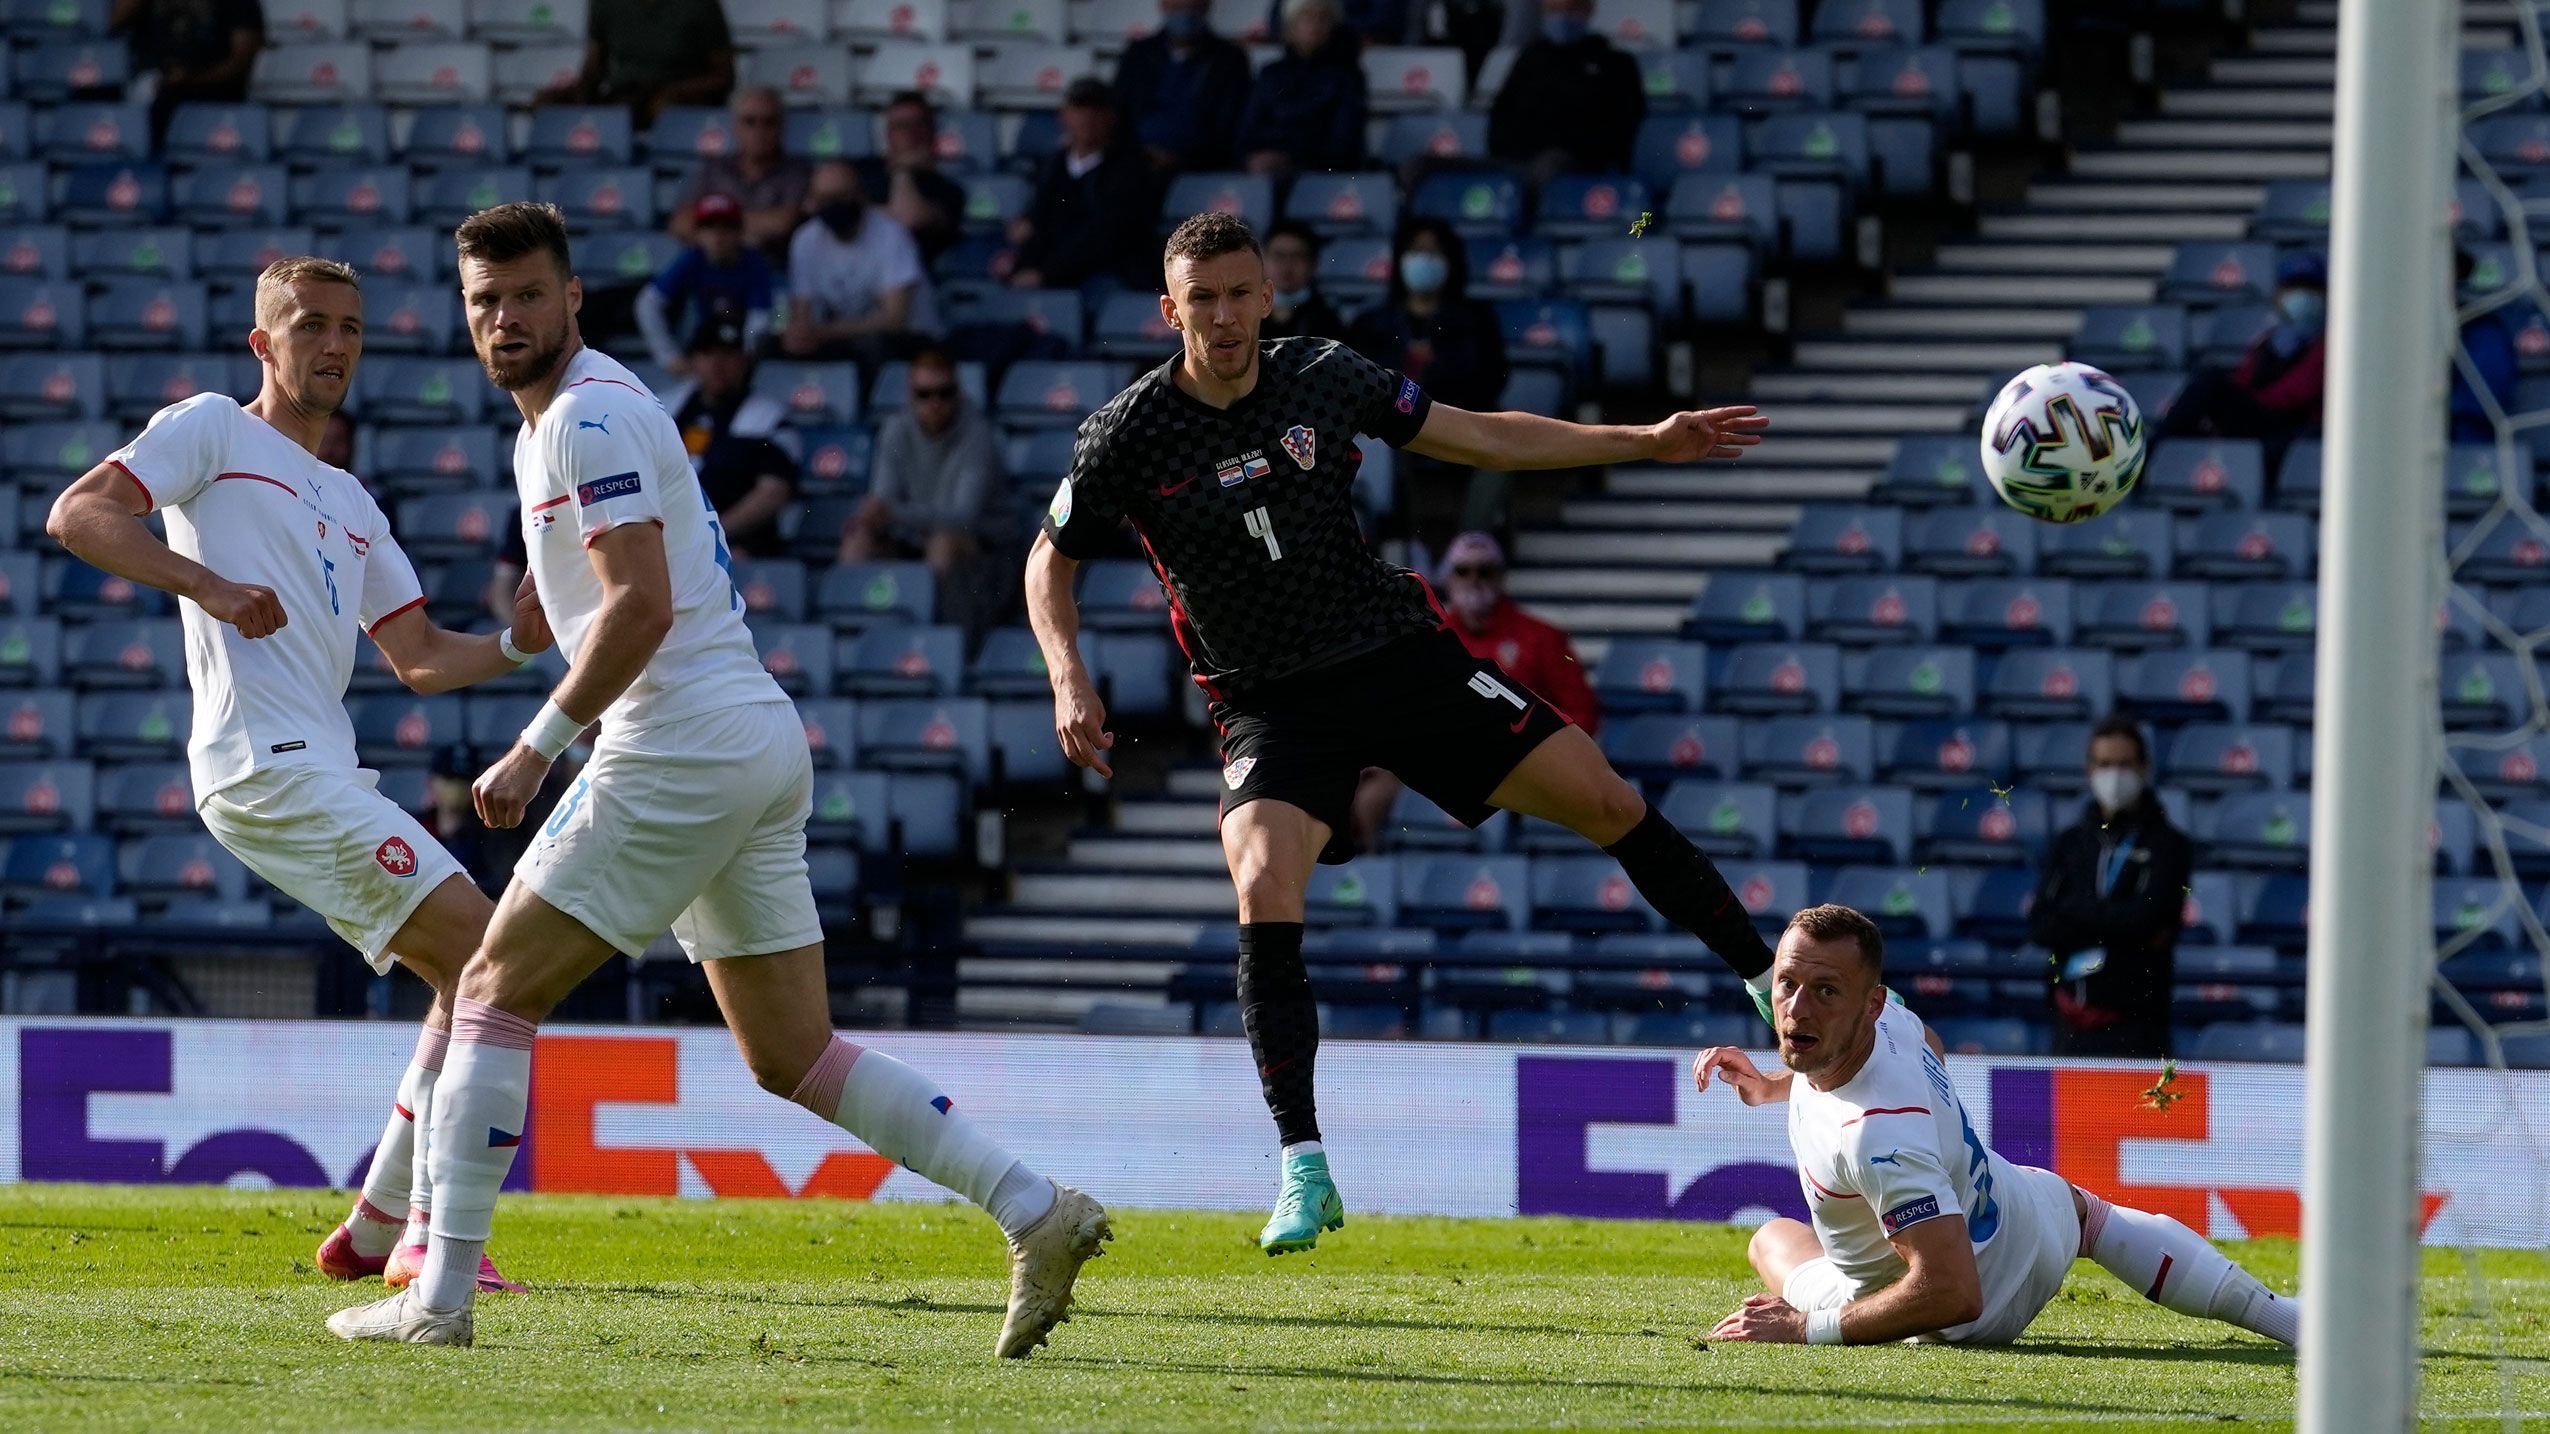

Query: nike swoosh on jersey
left=1508, top=706, right=1535, bottom=733
left=1157, top=475, right=1199, bottom=497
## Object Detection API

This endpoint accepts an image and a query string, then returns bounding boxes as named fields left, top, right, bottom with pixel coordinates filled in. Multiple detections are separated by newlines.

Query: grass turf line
left=0, top=1184, right=2543, bottom=1433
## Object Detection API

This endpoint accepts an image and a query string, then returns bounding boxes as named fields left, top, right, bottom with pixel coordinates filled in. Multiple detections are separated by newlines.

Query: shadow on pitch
left=2023, top=1338, right=2486, bottom=1366
left=576, top=1284, right=1604, bottom=1339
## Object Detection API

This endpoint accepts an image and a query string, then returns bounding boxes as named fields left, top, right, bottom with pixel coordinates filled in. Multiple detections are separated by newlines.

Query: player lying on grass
left=1028, top=211, right=1781, bottom=1256
left=1696, top=904, right=2300, bottom=1348
left=327, top=203, right=1107, bottom=1356
left=47, top=256, right=531, bottom=1297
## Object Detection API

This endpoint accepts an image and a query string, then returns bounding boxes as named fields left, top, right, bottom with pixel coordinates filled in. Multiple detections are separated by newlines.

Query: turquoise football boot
left=1258, top=1150, right=1345, bottom=1256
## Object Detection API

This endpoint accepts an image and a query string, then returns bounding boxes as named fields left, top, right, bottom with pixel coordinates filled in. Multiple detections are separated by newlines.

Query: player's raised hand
left=473, top=743, right=552, bottom=828
left=1692, top=1045, right=1783, bottom=1106
left=1648, top=406, right=1771, bottom=464
left=195, top=575, right=288, bottom=638
left=1054, top=672, right=1114, bottom=779
left=510, top=568, right=554, bottom=654
left=1709, top=1293, right=1808, bottom=1343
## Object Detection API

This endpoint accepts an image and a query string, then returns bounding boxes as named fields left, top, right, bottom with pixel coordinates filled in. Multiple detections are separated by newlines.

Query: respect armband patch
left=1880, top=1195, right=1942, bottom=1235
left=1395, top=377, right=1422, bottom=414
left=577, top=472, right=643, bottom=507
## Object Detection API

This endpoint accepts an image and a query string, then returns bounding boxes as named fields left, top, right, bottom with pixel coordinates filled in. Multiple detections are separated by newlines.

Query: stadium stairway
left=959, top=1, right=2501, bottom=1032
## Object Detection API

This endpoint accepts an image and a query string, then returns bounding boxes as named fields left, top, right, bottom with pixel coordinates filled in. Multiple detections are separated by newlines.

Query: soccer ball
left=1978, top=361, right=2148, bottom=524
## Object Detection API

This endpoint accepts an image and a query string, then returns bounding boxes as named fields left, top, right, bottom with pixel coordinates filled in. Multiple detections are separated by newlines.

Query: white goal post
left=2304, top=1, right=2456, bottom=1429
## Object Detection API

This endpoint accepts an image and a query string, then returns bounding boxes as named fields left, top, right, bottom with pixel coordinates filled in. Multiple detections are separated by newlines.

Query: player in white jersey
left=44, top=257, right=532, bottom=1295
left=327, top=203, right=1110, bottom=1356
left=1694, top=904, right=2301, bottom=1349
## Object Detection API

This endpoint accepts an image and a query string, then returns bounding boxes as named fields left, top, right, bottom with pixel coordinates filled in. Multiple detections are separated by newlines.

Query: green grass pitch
left=2, top=1185, right=2544, bottom=1432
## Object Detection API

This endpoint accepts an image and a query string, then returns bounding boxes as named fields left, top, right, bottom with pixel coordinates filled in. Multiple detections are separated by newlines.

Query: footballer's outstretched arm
left=1026, top=531, right=1113, bottom=779
left=1407, top=403, right=1770, bottom=471
left=369, top=569, right=554, bottom=695
left=46, top=463, right=287, bottom=637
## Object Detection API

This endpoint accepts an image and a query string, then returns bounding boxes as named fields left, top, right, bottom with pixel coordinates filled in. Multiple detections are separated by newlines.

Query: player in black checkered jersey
left=1026, top=213, right=1783, bottom=1254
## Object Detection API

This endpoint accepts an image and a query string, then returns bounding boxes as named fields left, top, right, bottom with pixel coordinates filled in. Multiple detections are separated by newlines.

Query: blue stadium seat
left=402, top=103, right=514, bottom=166
left=276, top=102, right=391, bottom=165
left=1718, top=858, right=1809, bottom=934
left=74, top=690, right=185, bottom=762
left=749, top=622, right=835, bottom=695
left=1685, top=574, right=1804, bottom=648
left=1983, top=648, right=2112, bottom=722
left=1844, top=645, right=1974, bottom=719
left=332, top=225, right=442, bottom=285
left=1809, top=574, right=1938, bottom=645
left=1284, top=171, right=1398, bottom=238
left=2438, top=650, right=2533, bottom=731
left=38, top=99, right=147, bottom=163
left=1163, top=172, right=1275, bottom=234
left=44, top=558, right=166, bottom=620
left=2456, top=734, right=2550, bottom=805
left=2164, top=722, right=2295, bottom=797
left=2117, top=648, right=2249, bottom=723
left=163, top=101, right=273, bottom=164
left=121, top=830, right=248, bottom=902
left=2079, top=579, right=2208, bottom=649
left=2071, top=303, right=2188, bottom=371
left=2141, top=438, right=2264, bottom=513
left=2434, top=876, right=2524, bottom=953
left=0, top=553, right=36, bottom=615
left=538, top=166, right=656, bottom=229
left=523, top=104, right=633, bottom=167
left=2, top=0, right=110, bottom=41
left=1532, top=854, right=1659, bottom=932
left=2442, top=441, right=2525, bottom=519
left=1930, top=1015, right=2042, bottom=1057
left=1942, top=577, right=2073, bottom=649
left=0, top=757, right=92, bottom=834
left=349, top=694, right=463, bottom=766
left=1715, top=642, right=1840, bottom=716
left=1634, top=114, right=1745, bottom=194
left=1383, top=783, right=1506, bottom=852
left=1814, top=0, right=1921, bottom=45
left=2252, top=180, right=2329, bottom=245
left=360, top=424, right=494, bottom=490
left=1949, top=862, right=2035, bottom=944
left=2202, top=790, right=2310, bottom=872
left=289, top=163, right=414, bottom=227
left=85, top=278, right=208, bottom=351
left=1092, top=631, right=1174, bottom=719
left=839, top=623, right=964, bottom=698
left=1722, top=46, right=1834, bottom=113
left=1691, top=0, right=1798, bottom=47
left=59, top=161, right=169, bottom=225
left=79, top=226, right=196, bottom=283
left=14, top=37, right=128, bottom=101
left=754, top=360, right=861, bottom=428
left=1667, top=173, right=1782, bottom=259
left=1904, top=507, right=2037, bottom=579
left=1561, top=236, right=1682, bottom=310
left=1077, top=561, right=1170, bottom=632
left=722, top=558, right=806, bottom=624
left=2192, top=302, right=2275, bottom=369
left=1307, top=858, right=1399, bottom=926
left=795, top=697, right=860, bottom=770
left=1399, top=854, right=1529, bottom=932
left=2158, top=240, right=2277, bottom=308
left=1313, top=234, right=1393, bottom=308
left=1592, top=637, right=1708, bottom=715
left=0, top=277, right=83, bottom=349
left=394, top=491, right=509, bottom=559
left=2178, top=511, right=2313, bottom=581
left=2038, top=509, right=2172, bottom=580
left=1469, top=239, right=1557, bottom=302
left=1088, top=289, right=1177, bottom=361
left=1785, top=785, right=1912, bottom=864
left=988, top=699, right=1070, bottom=788
left=416, top=164, right=533, bottom=227
left=807, top=767, right=889, bottom=850
left=956, top=287, right=1086, bottom=356
left=1742, top=713, right=1875, bottom=785
left=1622, top=1010, right=1753, bottom=1049
left=1750, top=110, right=1872, bottom=193
left=2429, top=801, right=2479, bottom=876
left=585, top=229, right=687, bottom=291
left=0, top=617, right=65, bottom=688
left=1411, top=171, right=1523, bottom=239
left=0, top=162, right=49, bottom=224
left=171, top=162, right=291, bottom=228
left=996, top=360, right=1121, bottom=429
left=0, top=353, right=105, bottom=419
left=1635, top=49, right=1713, bottom=113
left=1658, top=778, right=1778, bottom=859
left=1602, top=713, right=1742, bottom=783
left=1783, top=504, right=1900, bottom=574
left=1823, top=865, right=1951, bottom=939
left=1919, top=786, right=2046, bottom=866
left=63, top=618, right=180, bottom=690
left=1537, top=174, right=1652, bottom=241
left=0, top=691, right=72, bottom=760
left=1880, top=718, right=2010, bottom=792
left=3, top=831, right=116, bottom=901
left=1873, top=434, right=1986, bottom=508
left=2, top=223, right=68, bottom=279
left=1377, top=111, right=1485, bottom=169
left=365, top=357, right=485, bottom=425
left=857, top=698, right=992, bottom=784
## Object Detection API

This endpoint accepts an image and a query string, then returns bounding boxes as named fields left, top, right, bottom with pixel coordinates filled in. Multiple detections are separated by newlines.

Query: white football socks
left=418, top=999, right=536, bottom=1311
left=791, top=1036, right=1056, bottom=1240
left=2082, top=1194, right=2301, bottom=1344
left=401, top=1025, right=448, bottom=1250
left=347, top=1025, right=449, bottom=1258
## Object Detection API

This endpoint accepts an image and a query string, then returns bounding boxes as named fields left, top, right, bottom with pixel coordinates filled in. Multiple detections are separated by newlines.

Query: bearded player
left=327, top=203, right=1109, bottom=1354
left=44, top=256, right=533, bottom=1295
left=1697, top=904, right=2300, bottom=1348
left=1027, top=212, right=1785, bottom=1255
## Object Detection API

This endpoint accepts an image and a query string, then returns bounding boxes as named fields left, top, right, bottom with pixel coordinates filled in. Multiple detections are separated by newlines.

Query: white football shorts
left=1781, top=1164, right=2081, bottom=1346
left=198, top=764, right=469, bottom=974
left=515, top=698, right=823, bottom=961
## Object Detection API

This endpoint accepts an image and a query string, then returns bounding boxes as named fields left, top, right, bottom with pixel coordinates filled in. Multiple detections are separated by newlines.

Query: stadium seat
left=1592, top=638, right=1708, bottom=715
left=1382, top=783, right=1505, bottom=852
left=57, top=161, right=169, bottom=227
left=1875, top=434, right=1987, bottom=508
left=1531, top=854, right=1659, bottom=932
left=1305, top=857, right=1397, bottom=926
left=839, top=623, right=964, bottom=698
left=2071, top=304, right=2188, bottom=372
left=1658, top=776, right=1783, bottom=860
left=2, top=830, right=116, bottom=901
left=743, top=47, right=854, bottom=105
left=1919, top=787, right=2046, bottom=867
left=2433, top=876, right=2523, bottom=953
left=364, top=358, right=486, bottom=425
left=1982, top=648, right=2112, bottom=723
left=1076, top=560, right=1170, bottom=632
left=63, top=618, right=180, bottom=690
left=38, top=99, right=147, bottom=164
left=0, top=758, right=92, bottom=834
left=987, top=699, right=1071, bottom=788
left=1484, top=1010, right=1609, bottom=1045
left=1810, top=574, right=1939, bottom=645
left=1783, top=504, right=1901, bottom=574
left=1410, top=171, right=1522, bottom=239
left=749, top=621, right=835, bottom=696
left=121, top=830, right=249, bottom=902
left=2116, top=648, right=2250, bottom=723
left=1785, top=785, right=1913, bottom=865
left=2158, top=240, right=2278, bottom=308
left=1667, top=174, right=1781, bottom=260
left=795, top=698, right=860, bottom=771
left=807, top=767, right=891, bottom=850
left=77, top=226, right=197, bottom=284
left=1941, top=577, right=2074, bottom=650
left=349, top=694, right=464, bottom=766
left=1286, top=171, right=1398, bottom=238
left=2203, top=790, right=2311, bottom=873
left=1362, top=45, right=1467, bottom=112
left=2178, top=511, right=2313, bottom=581
left=1904, top=507, right=2038, bottom=579
left=1823, top=865, right=1952, bottom=940
left=1398, top=854, right=1528, bottom=932
left=1691, top=0, right=1799, bottom=49
left=15, top=36, right=130, bottom=100
left=1715, top=642, right=1840, bottom=716
left=1741, top=713, right=1875, bottom=785
left=538, top=166, right=656, bottom=229
left=2141, top=438, right=2265, bottom=513
left=1467, top=239, right=1557, bottom=302
left=2164, top=722, right=2296, bottom=797
left=2038, top=510, right=2172, bottom=580
left=1721, top=46, right=1834, bottom=113
left=1601, top=713, right=1742, bottom=783
left=1844, top=645, right=1974, bottom=718
left=818, top=561, right=938, bottom=628
left=1562, top=236, right=1683, bottom=311
left=2079, top=580, right=2209, bottom=650
left=0, top=161, right=49, bottom=225
left=1879, top=718, right=2010, bottom=792
left=394, top=491, right=509, bottom=560
left=44, top=558, right=166, bottom=620
left=1, top=222, right=68, bottom=279
left=976, top=43, right=1098, bottom=109
left=2192, top=303, right=2276, bottom=369
left=0, top=277, right=84, bottom=349
left=996, top=360, right=1120, bottom=429
left=86, top=278, right=208, bottom=351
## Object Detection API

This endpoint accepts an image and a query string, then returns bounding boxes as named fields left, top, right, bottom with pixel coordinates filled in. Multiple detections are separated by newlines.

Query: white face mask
left=2090, top=767, right=2143, bottom=814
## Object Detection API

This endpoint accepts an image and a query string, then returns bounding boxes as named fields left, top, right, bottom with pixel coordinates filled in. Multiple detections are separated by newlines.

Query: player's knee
left=1565, top=775, right=1646, bottom=846
left=742, top=1048, right=804, bottom=1098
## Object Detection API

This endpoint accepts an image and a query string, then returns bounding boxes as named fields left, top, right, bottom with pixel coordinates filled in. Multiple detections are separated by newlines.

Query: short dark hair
left=2090, top=713, right=2150, bottom=765
left=454, top=201, right=573, bottom=276
left=1164, top=211, right=1262, bottom=267
left=907, top=343, right=957, bottom=377
left=887, top=88, right=935, bottom=121
left=1786, top=903, right=1885, bottom=975
left=1264, top=218, right=1321, bottom=255
left=1063, top=77, right=1114, bottom=110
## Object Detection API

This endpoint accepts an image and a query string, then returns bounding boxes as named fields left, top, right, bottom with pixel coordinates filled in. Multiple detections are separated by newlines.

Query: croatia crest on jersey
left=1223, top=755, right=1258, bottom=788
left=1281, top=424, right=1316, bottom=470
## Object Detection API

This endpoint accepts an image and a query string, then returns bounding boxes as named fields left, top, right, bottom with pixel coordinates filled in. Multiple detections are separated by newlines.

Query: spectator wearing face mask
left=1487, top=0, right=1646, bottom=181
left=1235, top=0, right=1369, bottom=179
left=1115, top=0, right=1255, bottom=171
left=2030, top=715, right=2193, bottom=1060
left=784, top=161, right=940, bottom=361
left=1260, top=221, right=1346, bottom=342
left=1344, top=217, right=1508, bottom=413
left=2157, top=251, right=2327, bottom=462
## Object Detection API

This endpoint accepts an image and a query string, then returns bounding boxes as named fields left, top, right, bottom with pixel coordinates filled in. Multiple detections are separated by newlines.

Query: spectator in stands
left=2453, top=247, right=2521, bottom=443
left=1010, top=79, right=1162, bottom=292
left=1115, top=0, right=1254, bottom=172
left=2158, top=251, right=2326, bottom=460
left=1236, top=0, right=1369, bottom=178
left=538, top=0, right=736, bottom=126
left=839, top=346, right=1004, bottom=583
left=1352, top=531, right=1599, bottom=847
left=637, top=194, right=776, bottom=376
left=318, top=411, right=354, bottom=470
left=783, top=161, right=940, bottom=362
left=113, top=0, right=263, bottom=138
left=666, top=317, right=798, bottom=558
left=1487, top=0, right=1646, bottom=180
left=1261, top=221, right=1346, bottom=342
left=1263, top=0, right=1419, bottom=46
left=2030, top=715, right=2193, bottom=1060
left=671, top=86, right=812, bottom=264
left=856, top=92, right=969, bottom=266
left=1346, top=216, right=1508, bottom=413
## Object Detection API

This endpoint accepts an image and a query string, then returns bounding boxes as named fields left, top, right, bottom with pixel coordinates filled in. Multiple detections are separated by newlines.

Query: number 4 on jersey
left=1244, top=506, right=1282, bottom=561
